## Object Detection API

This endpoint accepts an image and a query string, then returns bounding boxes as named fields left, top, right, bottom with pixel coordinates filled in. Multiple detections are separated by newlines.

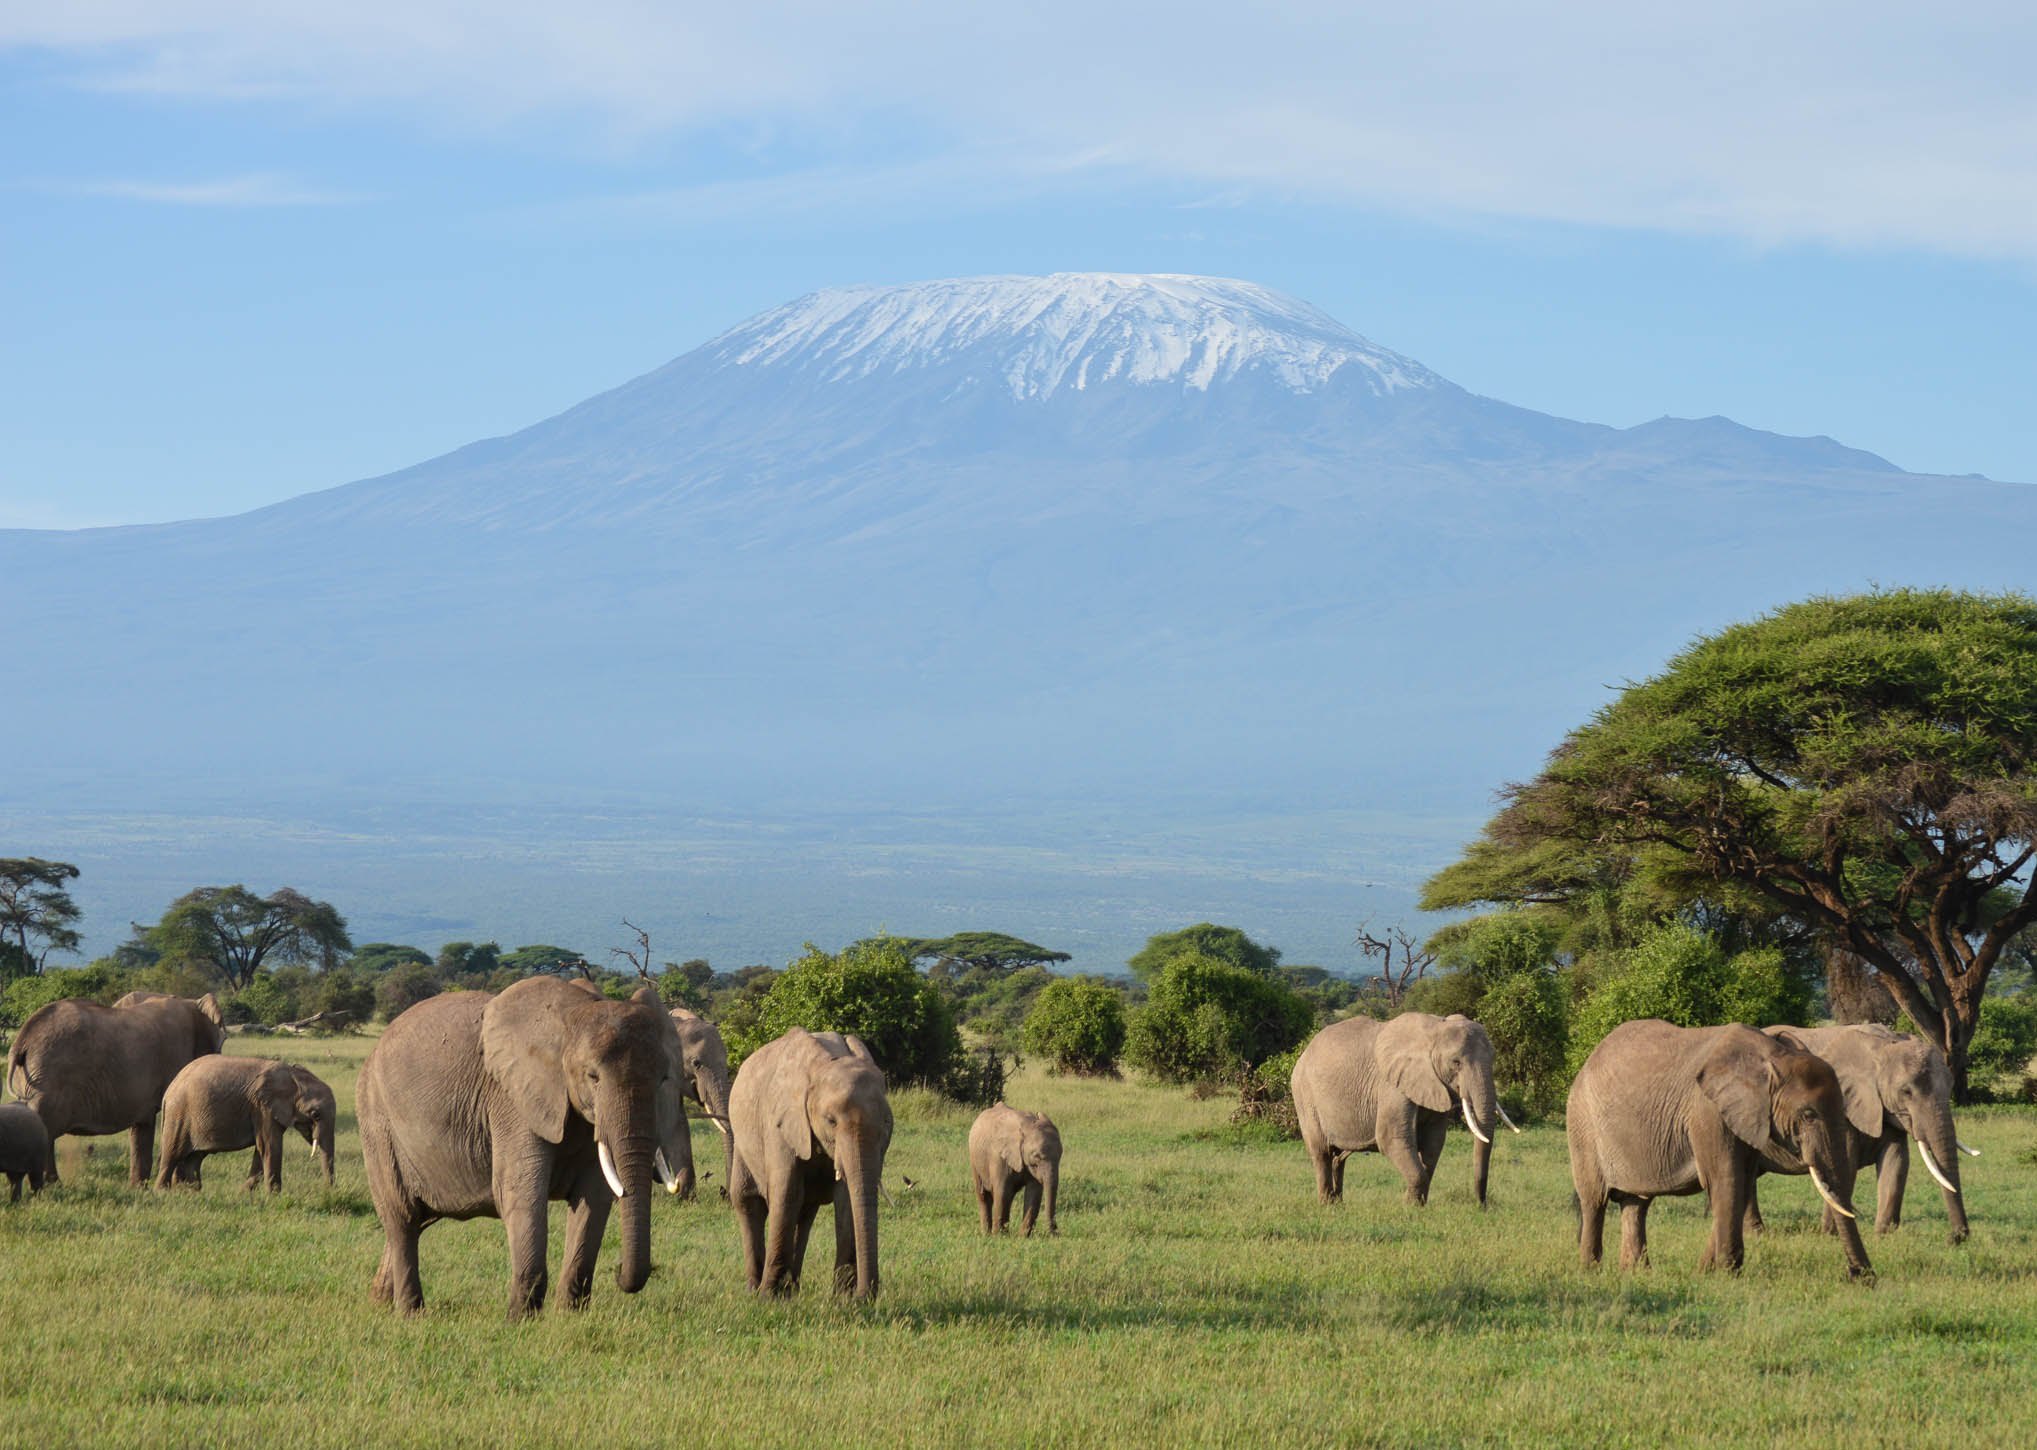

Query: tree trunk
left=1825, top=947, right=1897, bottom=1025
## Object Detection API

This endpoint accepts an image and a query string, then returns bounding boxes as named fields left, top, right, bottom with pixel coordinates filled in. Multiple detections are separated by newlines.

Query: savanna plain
left=3, top=1036, right=2034, bottom=1448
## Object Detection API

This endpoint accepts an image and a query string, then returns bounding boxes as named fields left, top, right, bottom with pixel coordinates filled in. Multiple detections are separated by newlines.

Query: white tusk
left=713, top=1117, right=731, bottom=1138
left=654, top=1148, right=681, bottom=1195
left=1915, top=1140, right=1959, bottom=1195
left=1807, top=1167, right=1856, bottom=1220
left=1460, top=1098, right=1492, bottom=1145
left=598, top=1140, right=626, bottom=1200
left=1957, top=1139, right=1982, bottom=1158
left=1496, top=1103, right=1523, bottom=1135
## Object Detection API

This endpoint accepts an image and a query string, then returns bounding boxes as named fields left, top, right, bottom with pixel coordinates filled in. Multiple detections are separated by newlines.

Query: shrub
left=1231, top=1045, right=1303, bottom=1138
left=1127, top=923, right=1280, bottom=982
left=1125, top=951, right=1313, bottom=1085
left=1409, top=913, right=1569, bottom=1115
left=732, top=937, right=963, bottom=1090
left=1022, top=977, right=1128, bottom=1075
left=232, top=971, right=297, bottom=1026
left=1968, top=995, right=2037, bottom=1088
left=1567, top=922, right=1810, bottom=1075
left=0, top=962, right=130, bottom=1029
left=375, top=962, right=442, bottom=1022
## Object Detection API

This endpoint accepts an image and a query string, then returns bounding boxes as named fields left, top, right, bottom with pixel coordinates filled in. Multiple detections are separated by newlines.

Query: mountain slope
left=3, top=272, right=2029, bottom=842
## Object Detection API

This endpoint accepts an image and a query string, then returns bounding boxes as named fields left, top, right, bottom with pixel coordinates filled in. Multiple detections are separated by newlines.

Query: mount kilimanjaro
left=5, top=273, right=2034, bottom=961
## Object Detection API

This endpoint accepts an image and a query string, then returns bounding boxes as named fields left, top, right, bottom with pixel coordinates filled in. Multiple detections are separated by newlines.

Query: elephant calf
left=1568, top=1019, right=1872, bottom=1278
left=729, top=1028, right=892, bottom=1299
left=0, top=1102, right=51, bottom=1202
left=157, top=1056, right=302, bottom=1191
left=265, top=1064, right=338, bottom=1186
left=969, top=1102, right=1061, bottom=1236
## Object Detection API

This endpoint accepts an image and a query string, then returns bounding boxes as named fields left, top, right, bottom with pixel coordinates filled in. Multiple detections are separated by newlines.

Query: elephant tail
left=5, top=1043, right=34, bottom=1107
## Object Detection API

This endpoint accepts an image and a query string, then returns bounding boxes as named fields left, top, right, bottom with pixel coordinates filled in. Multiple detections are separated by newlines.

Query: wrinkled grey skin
left=1746, top=1024, right=1969, bottom=1244
left=669, top=1008, right=732, bottom=1200
left=157, top=1056, right=299, bottom=1192
left=265, top=1064, right=337, bottom=1186
left=729, top=1028, right=892, bottom=1300
left=1291, top=1012, right=1500, bottom=1207
left=358, top=979, right=692, bottom=1319
left=968, top=1102, right=1061, bottom=1236
left=1568, top=1019, right=1872, bottom=1279
left=6, top=993, right=225, bottom=1185
left=0, top=1102, right=51, bottom=1202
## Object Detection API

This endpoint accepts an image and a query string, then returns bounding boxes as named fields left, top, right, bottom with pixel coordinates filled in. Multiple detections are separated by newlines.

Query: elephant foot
left=1948, top=1226, right=1970, bottom=1246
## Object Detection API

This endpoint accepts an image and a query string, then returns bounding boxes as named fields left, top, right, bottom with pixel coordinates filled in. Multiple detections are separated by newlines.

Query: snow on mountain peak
left=706, top=273, right=1439, bottom=400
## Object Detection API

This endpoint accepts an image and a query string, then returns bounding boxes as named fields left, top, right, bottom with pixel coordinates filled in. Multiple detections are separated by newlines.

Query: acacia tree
left=1439, top=590, right=2037, bottom=1099
left=0, top=858, right=83, bottom=980
left=149, top=885, right=352, bottom=991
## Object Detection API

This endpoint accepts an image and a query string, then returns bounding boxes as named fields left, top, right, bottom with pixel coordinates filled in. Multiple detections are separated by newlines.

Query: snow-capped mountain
left=707, top=274, right=1440, bottom=398
left=3, top=272, right=2031, bottom=857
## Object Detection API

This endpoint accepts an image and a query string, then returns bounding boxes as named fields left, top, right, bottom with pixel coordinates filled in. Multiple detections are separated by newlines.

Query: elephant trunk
left=1803, top=1124, right=1872, bottom=1278
left=838, top=1130, right=882, bottom=1300
left=693, top=1067, right=732, bottom=1200
left=1463, top=1068, right=1497, bottom=1207
left=610, top=1134, right=657, bottom=1293
left=315, top=1117, right=335, bottom=1185
left=1041, top=1159, right=1060, bottom=1235
left=1911, top=1104, right=1968, bottom=1243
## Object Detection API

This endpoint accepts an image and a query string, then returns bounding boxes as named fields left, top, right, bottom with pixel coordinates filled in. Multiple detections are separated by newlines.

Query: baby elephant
left=969, top=1102, right=1061, bottom=1236
left=1, top=1102, right=51, bottom=1202
left=157, top=1056, right=303, bottom=1191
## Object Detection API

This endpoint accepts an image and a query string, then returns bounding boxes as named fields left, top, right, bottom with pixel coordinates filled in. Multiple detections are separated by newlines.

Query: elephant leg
left=1876, top=1136, right=1907, bottom=1235
left=128, top=1119, right=155, bottom=1188
left=760, top=1179, right=806, bottom=1295
left=1413, top=1114, right=1448, bottom=1203
left=373, top=1217, right=425, bottom=1315
left=1698, top=1173, right=1749, bottom=1274
left=730, top=1155, right=768, bottom=1290
left=833, top=1179, right=858, bottom=1293
left=1742, top=1181, right=1766, bottom=1236
left=494, top=1147, right=553, bottom=1319
left=560, top=1169, right=614, bottom=1310
left=1572, top=1148, right=1608, bottom=1270
left=1020, top=1178, right=1042, bottom=1238
left=974, top=1170, right=994, bottom=1234
left=6, top=1173, right=18, bottom=1203
left=990, top=1175, right=1014, bottom=1233
left=1376, top=1104, right=1427, bottom=1206
left=1332, top=1153, right=1346, bottom=1199
left=1618, top=1198, right=1652, bottom=1270
left=790, top=1186, right=826, bottom=1291
left=1310, top=1146, right=1339, bottom=1205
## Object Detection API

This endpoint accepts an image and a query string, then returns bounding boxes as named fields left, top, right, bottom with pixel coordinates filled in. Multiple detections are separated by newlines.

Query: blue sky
left=5, top=2, right=2034, bottom=527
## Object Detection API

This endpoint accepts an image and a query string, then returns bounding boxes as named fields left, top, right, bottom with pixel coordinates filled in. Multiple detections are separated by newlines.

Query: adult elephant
left=670, top=1007, right=732, bottom=1200
left=1291, top=1012, right=1515, bottom=1207
left=728, top=1028, right=891, bottom=1300
left=157, top=1056, right=300, bottom=1191
left=968, top=1102, right=1061, bottom=1236
left=1746, top=1024, right=1976, bottom=1244
left=357, top=978, right=692, bottom=1318
left=5, top=992, right=225, bottom=1185
left=1568, top=1019, right=1871, bottom=1278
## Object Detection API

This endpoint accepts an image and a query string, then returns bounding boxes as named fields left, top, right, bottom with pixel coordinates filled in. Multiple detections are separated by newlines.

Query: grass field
left=3, top=1034, right=2035, bottom=1447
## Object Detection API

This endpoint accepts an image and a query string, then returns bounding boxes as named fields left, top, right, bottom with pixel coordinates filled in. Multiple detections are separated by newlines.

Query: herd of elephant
left=0, top=981, right=1980, bottom=1314
left=0, top=978, right=1062, bottom=1316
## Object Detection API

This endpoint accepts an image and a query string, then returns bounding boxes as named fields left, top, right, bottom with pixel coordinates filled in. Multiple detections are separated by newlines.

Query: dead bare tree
left=1355, top=919, right=1436, bottom=1009
left=610, top=920, right=657, bottom=986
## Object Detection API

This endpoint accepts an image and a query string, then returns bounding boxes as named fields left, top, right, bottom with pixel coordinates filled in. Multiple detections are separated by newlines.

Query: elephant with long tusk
left=1568, top=1020, right=1873, bottom=1279
left=358, top=978, right=694, bottom=1319
left=1746, top=1024, right=1973, bottom=1245
left=1291, top=1012, right=1507, bottom=1208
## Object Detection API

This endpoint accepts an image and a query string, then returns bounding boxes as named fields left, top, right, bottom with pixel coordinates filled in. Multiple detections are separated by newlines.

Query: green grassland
left=3, top=1035, right=2035, bottom=1447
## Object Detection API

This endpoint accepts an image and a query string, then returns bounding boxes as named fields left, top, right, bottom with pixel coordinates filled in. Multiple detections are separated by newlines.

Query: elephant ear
left=669, top=1006, right=700, bottom=1022
left=1375, top=1015, right=1451, bottom=1113
left=481, top=978, right=576, bottom=1144
left=772, top=1030, right=817, bottom=1162
left=839, top=1033, right=877, bottom=1064
left=194, top=993, right=225, bottom=1027
left=261, top=1068, right=298, bottom=1127
left=1820, top=1032, right=1885, bottom=1139
left=630, top=985, right=659, bottom=1006
left=1696, top=1031, right=1775, bottom=1152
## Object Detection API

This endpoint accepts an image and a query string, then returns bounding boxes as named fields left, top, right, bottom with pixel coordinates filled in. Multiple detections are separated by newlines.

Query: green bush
left=1567, top=922, right=1810, bottom=1075
left=1409, top=913, right=1569, bottom=1115
left=0, top=962, right=130, bottom=1029
left=1230, top=1045, right=1304, bottom=1138
left=1124, top=951, right=1313, bottom=1085
left=1127, top=924, right=1280, bottom=982
left=731, top=938, right=963, bottom=1090
left=1968, top=995, right=2037, bottom=1085
left=1021, top=977, right=1127, bottom=1075
left=232, top=972, right=296, bottom=1026
left=375, top=962, right=442, bottom=1022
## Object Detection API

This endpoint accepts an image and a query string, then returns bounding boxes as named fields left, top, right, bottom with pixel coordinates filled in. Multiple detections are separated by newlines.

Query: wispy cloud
left=71, top=172, right=377, bottom=207
left=8, top=2, right=2037, bottom=258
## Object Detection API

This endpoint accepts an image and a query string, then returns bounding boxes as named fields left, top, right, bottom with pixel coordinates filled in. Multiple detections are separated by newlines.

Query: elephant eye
left=588, top=1070, right=600, bottom=1083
